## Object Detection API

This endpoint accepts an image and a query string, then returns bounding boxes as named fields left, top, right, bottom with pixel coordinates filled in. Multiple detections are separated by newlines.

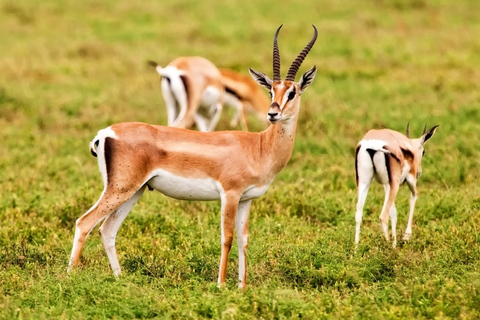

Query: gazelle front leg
left=218, top=191, right=241, bottom=287
left=404, top=175, right=418, bottom=241
left=235, top=199, right=252, bottom=289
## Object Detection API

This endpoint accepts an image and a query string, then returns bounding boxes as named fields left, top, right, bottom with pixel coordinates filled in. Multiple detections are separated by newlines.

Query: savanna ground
left=1, top=0, right=480, bottom=318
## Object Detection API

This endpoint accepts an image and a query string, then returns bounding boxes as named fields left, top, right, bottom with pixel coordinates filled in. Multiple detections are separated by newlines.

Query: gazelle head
left=406, top=123, right=439, bottom=178
left=249, top=25, right=318, bottom=124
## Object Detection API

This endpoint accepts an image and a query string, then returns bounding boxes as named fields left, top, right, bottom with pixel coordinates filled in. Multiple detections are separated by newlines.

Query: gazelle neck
left=259, top=101, right=300, bottom=174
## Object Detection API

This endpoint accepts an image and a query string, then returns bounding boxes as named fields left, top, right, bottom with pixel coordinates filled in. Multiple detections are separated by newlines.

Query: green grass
left=1, top=0, right=480, bottom=318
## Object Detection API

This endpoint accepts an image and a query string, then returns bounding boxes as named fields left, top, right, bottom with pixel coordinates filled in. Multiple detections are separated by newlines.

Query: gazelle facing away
left=219, top=68, right=270, bottom=131
left=354, top=124, right=439, bottom=247
left=68, top=25, right=318, bottom=289
left=149, top=56, right=224, bottom=132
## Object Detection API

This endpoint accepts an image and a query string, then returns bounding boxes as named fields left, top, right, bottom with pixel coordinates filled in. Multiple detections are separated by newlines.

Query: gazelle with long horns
left=68, top=25, right=318, bottom=289
left=354, top=124, right=439, bottom=247
left=149, top=57, right=224, bottom=132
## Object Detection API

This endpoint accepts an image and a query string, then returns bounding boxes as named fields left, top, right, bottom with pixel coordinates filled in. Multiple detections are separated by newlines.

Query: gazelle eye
left=288, top=90, right=296, bottom=100
left=422, top=150, right=425, bottom=156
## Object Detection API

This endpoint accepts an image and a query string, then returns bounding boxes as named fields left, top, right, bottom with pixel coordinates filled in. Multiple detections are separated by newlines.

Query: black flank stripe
left=179, top=75, right=190, bottom=107
left=225, top=86, right=242, bottom=100
left=355, top=145, right=360, bottom=186
left=104, top=137, right=115, bottom=184
left=385, top=153, right=392, bottom=183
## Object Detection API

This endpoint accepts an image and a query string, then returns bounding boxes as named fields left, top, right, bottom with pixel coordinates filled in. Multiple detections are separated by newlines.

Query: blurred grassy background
left=1, top=0, right=480, bottom=318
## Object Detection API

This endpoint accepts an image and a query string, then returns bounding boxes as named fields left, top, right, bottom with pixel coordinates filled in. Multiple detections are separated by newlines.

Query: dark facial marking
left=287, top=89, right=296, bottom=101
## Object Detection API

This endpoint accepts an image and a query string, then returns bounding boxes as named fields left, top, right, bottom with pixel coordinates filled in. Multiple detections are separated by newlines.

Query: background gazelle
left=219, top=68, right=270, bottom=131
left=354, top=124, right=439, bottom=247
left=68, top=25, right=318, bottom=289
left=149, top=56, right=225, bottom=132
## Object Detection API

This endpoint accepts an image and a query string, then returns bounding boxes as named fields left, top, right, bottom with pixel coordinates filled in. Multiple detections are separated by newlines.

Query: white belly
left=147, top=169, right=221, bottom=201
left=146, top=169, right=272, bottom=202
left=200, top=86, right=222, bottom=107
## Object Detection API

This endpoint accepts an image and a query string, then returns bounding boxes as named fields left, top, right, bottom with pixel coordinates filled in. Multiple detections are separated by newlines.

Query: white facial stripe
left=280, top=86, right=296, bottom=110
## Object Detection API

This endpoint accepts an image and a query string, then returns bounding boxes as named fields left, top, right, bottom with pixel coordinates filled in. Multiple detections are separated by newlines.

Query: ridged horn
left=285, top=25, right=318, bottom=81
left=422, top=123, right=427, bottom=135
left=272, top=25, right=283, bottom=81
left=406, top=122, right=410, bottom=138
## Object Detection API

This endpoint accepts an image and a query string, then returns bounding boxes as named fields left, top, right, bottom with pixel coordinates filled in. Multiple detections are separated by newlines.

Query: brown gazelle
left=219, top=68, right=270, bottom=131
left=149, top=56, right=224, bottom=132
left=354, top=124, right=439, bottom=247
left=68, top=25, right=318, bottom=288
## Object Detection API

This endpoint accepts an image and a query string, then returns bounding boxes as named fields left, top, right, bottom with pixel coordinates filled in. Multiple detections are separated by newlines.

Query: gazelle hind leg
left=390, top=203, right=397, bottom=247
left=98, top=185, right=146, bottom=276
left=235, top=199, right=252, bottom=289
left=68, top=184, right=142, bottom=272
left=161, top=78, right=179, bottom=126
left=379, top=184, right=391, bottom=241
left=355, top=146, right=374, bottom=246
left=355, top=180, right=372, bottom=245
left=207, top=102, right=223, bottom=132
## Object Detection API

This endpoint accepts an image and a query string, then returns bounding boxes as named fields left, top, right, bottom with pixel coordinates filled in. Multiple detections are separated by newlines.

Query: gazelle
left=68, top=25, right=318, bottom=289
left=148, top=56, right=224, bottom=132
left=354, top=124, right=439, bottom=247
left=219, top=68, right=270, bottom=131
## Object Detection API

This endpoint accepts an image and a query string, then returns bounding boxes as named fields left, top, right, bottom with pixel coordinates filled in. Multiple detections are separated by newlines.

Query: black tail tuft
left=147, top=60, right=158, bottom=68
left=90, top=140, right=99, bottom=157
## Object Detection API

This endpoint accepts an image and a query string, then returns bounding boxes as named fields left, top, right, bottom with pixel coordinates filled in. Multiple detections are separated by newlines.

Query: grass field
left=1, top=0, right=480, bottom=318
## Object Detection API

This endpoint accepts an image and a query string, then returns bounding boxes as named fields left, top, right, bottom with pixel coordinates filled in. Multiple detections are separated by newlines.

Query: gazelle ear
left=298, top=66, right=317, bottom=94
left=249, top=68, right=273, bottom=90
left=421, top=125, right=439, bottom=145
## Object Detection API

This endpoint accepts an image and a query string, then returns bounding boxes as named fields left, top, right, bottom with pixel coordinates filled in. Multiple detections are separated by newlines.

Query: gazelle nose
left=268, top=112, right=278, bottom=117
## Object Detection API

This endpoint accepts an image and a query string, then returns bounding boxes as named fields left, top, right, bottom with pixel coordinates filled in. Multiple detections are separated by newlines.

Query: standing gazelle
left=354, top=124, right=439, bottom=247
left=68, top=25, right=318, bottom=289
left=149, top=56, right=225, bottom=132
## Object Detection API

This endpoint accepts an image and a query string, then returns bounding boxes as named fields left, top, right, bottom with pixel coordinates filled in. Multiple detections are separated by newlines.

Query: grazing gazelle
left=354, top=124, right=439, bottom=247
left=219, top=68, right=270, bottom=131
left=68, top=25, right=318, bottom=289
left=149, top=56, right=224, bottom=132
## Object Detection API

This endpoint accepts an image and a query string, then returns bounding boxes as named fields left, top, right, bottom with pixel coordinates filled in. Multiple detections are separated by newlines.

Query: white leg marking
left=98, top=186, right=146, bottom=276
left=235, top=199, right=252, bottom=288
